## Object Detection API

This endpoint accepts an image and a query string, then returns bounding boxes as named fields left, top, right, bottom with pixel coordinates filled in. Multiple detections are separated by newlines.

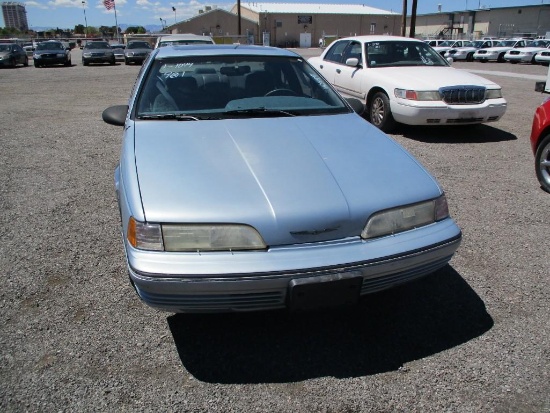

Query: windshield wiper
left=224, top=107, right=297, bottom=117
left=137, top=114, right=201, bottom=121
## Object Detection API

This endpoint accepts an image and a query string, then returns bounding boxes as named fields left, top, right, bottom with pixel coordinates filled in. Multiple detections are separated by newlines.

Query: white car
left=504, top=40, right=550, bottom=64
left=308, top=35, right=507, bottom=132
left=534, top=49, right=550, bottom=65
left=444, top=39, right=498, bottom=62
left=432, top=39, right=470, bottom=56
left=154, top=34, right=215, bottom=48
left=473, top=39, right=528, bottom=62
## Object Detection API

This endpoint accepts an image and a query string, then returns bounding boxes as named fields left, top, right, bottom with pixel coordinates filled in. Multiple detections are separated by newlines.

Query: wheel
left=497, top=52, right=505, bottom=63
left=125, top=59, right=129, bottom=65
left=34, top=61, right=40, bottom=68
left=466, top=52, right=474, bottom=62
left=65, top=57, right=71, bottom=67
left=535, top=134, right=550, bottom=193
left=110, top=58, right=115, bottom=65
left=82, top=60, right=88, bottom=66
left=531, top=55, right=538, bottom=64
left=10, top=57, right=16, bottom=68
left=23, top=57, right=28, bottom=67
left=264, top=88, right=298, bottom=97
left=369, top=91, right=396, bottom=132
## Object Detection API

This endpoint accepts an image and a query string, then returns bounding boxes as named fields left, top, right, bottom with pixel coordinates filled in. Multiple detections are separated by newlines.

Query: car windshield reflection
left=136, top=55, right=350, bottom=118
left=367, top=41, right=448, bottom=67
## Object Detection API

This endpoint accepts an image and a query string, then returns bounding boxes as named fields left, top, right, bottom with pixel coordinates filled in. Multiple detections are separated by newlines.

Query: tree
left=125, top=26, right=147, bottom=34
left=74, top=24, right=85, bottom=35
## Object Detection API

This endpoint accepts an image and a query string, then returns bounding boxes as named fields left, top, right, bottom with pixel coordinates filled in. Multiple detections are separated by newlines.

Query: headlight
left=485, top=89, right=503, bottom=99
left=83, top=52, right=91, bottom=57
left=361, top=195, right=449, bottom=239
left=126, top=52, right=134, bottom=57
left=33, top=54, right=40, bottom=59
left=127, top=218, right=266, bottom=252
left=106, top=52, right=113, bottom=56
left=394, top=88, right=441, bottom=101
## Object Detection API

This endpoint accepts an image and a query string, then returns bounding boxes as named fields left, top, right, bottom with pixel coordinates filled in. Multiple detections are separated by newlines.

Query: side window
left=324, top=41, right=350, bottom=64
left=342, top=41, right=362, bottom=65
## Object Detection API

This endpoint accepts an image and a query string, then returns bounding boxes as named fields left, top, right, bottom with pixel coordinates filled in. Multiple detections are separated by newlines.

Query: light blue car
left=102, top=45, right=461, bottom=313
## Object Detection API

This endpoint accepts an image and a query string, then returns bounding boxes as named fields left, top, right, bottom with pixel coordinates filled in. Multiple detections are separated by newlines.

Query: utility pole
left=401, top=0, right=407, bottom=37
left=410, top=0, right=418, bottom=38
left=81, top=1, right=88, bottom=38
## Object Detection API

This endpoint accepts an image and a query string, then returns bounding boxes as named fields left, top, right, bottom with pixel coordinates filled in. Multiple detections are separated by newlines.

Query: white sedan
left=444, top=39, right=499, bottom=61
left=473, top=39, right=528, bottom=62
left=504, top=40, right=550, bottom=64
left=534, top=49, right=550, bottom=65
left=308, top=35, right=507, bottom=132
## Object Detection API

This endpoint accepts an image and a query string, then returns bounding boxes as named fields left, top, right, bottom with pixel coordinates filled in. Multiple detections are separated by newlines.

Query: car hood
left=478, top=47, right=515, bottom=52
left=130, top=114, right=441, bottom=245
left=372, top=66, right=498, bottom=89
left=35, top=49, right=64, bottom=53
left=126, top=48, right=151, bottom=53
left=0, top=51, right=12, bottom=57
left=507, top=47, right=548, bottom=53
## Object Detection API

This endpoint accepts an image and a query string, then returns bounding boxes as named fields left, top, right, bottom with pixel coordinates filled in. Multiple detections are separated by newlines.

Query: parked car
left=33, top=41, right=72, bottom=67
left=308, top=35, right=507, bottom=132
left=110, top=43, right=126, bottom=62
left=81, top=41, right=115, bottom=66
left=535, top=49, right=550, bottom=66
left=530, top=95, right=550, bottom=193
left=444, top=39, right=498, bottom=62
left=504, top=40, right=550, bottom=64
left=124, top=40, right=152, bottom=65
left=0, top=43, right=28, bottom=68
left=101, top=44, right=462, bottom=313
left=424, top=39, right=446, bottom=47
left=432, top=39, right=471, bottom=56
left=154, top=33, right=215, bottom=48
left=473, top=38, right=528, bottom=62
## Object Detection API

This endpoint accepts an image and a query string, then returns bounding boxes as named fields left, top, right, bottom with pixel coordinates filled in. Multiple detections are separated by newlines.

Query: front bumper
left=392, top=98, right=507, bottom=125
left=125, top=219, right=462, bottom=312
left=34, top=56, right=66, bottom=65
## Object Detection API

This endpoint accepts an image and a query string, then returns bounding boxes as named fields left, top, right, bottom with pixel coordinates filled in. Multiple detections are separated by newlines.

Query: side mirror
left=345, top=57, right=360, bottom=67
left=102, top=105, right=128, bottom=126
left=446, top=57, right=454, bottom=64
left=346, top=98, right=365, bottom=114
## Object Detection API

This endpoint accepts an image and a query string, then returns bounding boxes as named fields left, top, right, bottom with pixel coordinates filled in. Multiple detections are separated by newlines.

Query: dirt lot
left=0, top=48, right=549, bottom=412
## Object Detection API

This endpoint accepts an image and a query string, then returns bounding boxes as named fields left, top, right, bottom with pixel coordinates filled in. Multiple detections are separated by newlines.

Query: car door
left=314, top=40, right=351, bottom=84
left=333, top=41, right=365, bottom=99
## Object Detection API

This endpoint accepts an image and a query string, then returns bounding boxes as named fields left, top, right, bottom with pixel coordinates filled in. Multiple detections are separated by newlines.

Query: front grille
left=91, top=52, right=105, bottom=57
left=477, top=50, right=487, bottom=55
left=439, top=85, right=486, bottom=104
left=446, top=117, right=484, bottom=124
left=509, top=51, right=520, bottom=55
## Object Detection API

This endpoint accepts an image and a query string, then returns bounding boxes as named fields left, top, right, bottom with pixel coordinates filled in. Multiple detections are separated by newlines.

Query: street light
left=172, top=6, right=176, bottom=25
left=81, top=1, right=88, bottom=38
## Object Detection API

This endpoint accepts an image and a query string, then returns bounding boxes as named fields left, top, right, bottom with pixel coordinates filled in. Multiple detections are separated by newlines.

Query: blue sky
left=6, top=0, right=548, bottom=31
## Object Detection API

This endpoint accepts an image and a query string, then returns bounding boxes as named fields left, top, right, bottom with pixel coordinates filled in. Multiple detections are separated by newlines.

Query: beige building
left=166, top=3, right=550, bottom=47
left=409, top=4, right=550, bottom=40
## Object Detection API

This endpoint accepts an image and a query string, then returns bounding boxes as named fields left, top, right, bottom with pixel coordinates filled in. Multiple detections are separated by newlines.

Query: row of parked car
left=1, top=34, right=218, bottom=69
left=427, top=38, right=550, bottom=65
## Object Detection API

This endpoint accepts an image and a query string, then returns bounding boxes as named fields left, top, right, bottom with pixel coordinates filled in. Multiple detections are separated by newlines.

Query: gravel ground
left=1, top=48, right=549, bottom=412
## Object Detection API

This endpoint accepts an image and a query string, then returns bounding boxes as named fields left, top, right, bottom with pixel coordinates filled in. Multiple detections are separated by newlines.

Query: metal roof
left=240, top=2, right=399, bottom=15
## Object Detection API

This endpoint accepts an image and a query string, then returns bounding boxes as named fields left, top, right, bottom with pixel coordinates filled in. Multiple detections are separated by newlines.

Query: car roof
left=157, top=34, right=213, bottom=41
left=153, top=44, right=300, bottom=59
left=335, top=35, right=424, bottom=43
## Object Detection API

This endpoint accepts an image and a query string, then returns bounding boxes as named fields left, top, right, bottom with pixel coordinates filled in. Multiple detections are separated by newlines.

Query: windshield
left=0, top=44, right=12, bottom=52
left=438, top=41, right=455, bottom=47
left=128, top=42, right=151, bottom=49
left=85, top=42, right=110, bottom=49
left=495, top=41, right=517, bottom=47
left=36, top=42, right=63, bottom=51
left=526, top=40, right=549, bottom=47
left=136, top=54, right=350, bottom=119
left=366, top=41, right=448, bottom=67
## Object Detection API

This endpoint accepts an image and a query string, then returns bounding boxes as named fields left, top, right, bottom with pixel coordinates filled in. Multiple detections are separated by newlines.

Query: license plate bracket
left=288, top=273, right=363, bottom=311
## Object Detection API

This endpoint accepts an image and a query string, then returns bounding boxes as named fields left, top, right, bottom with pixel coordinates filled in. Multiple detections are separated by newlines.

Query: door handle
left=320, top=64, right=323, bottom=69
left=336, top=68, right=341, bottom=74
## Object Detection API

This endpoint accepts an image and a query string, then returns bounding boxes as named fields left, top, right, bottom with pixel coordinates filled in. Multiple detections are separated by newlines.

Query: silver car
left=102, top=45, right=462, bottom=313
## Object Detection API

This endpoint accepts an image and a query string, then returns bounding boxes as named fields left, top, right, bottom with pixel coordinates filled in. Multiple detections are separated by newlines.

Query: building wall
left=409, top=5, right=550, bottom=39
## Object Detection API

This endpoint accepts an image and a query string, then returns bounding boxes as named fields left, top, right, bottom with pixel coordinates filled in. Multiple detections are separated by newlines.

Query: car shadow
left=394, top=124, right=517, bottom=144
left=167, top=265, right=493, bottom=383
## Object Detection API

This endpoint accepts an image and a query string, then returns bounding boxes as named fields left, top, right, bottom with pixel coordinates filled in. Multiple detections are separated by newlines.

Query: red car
left=530, top=96, right=550, bottom=193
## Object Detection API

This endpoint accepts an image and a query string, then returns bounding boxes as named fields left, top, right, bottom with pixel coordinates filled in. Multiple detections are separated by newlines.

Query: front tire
left=23, top=57, right=28, bottom=67
left=535, top=134, right=550, bottom=193
left=466, top=52, right=474, bottom=62
left=497, top=53, right=506, bottom=63
left=34, top=61, right=40, bottom=68
left=369, top=91, right=396, bottom=133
